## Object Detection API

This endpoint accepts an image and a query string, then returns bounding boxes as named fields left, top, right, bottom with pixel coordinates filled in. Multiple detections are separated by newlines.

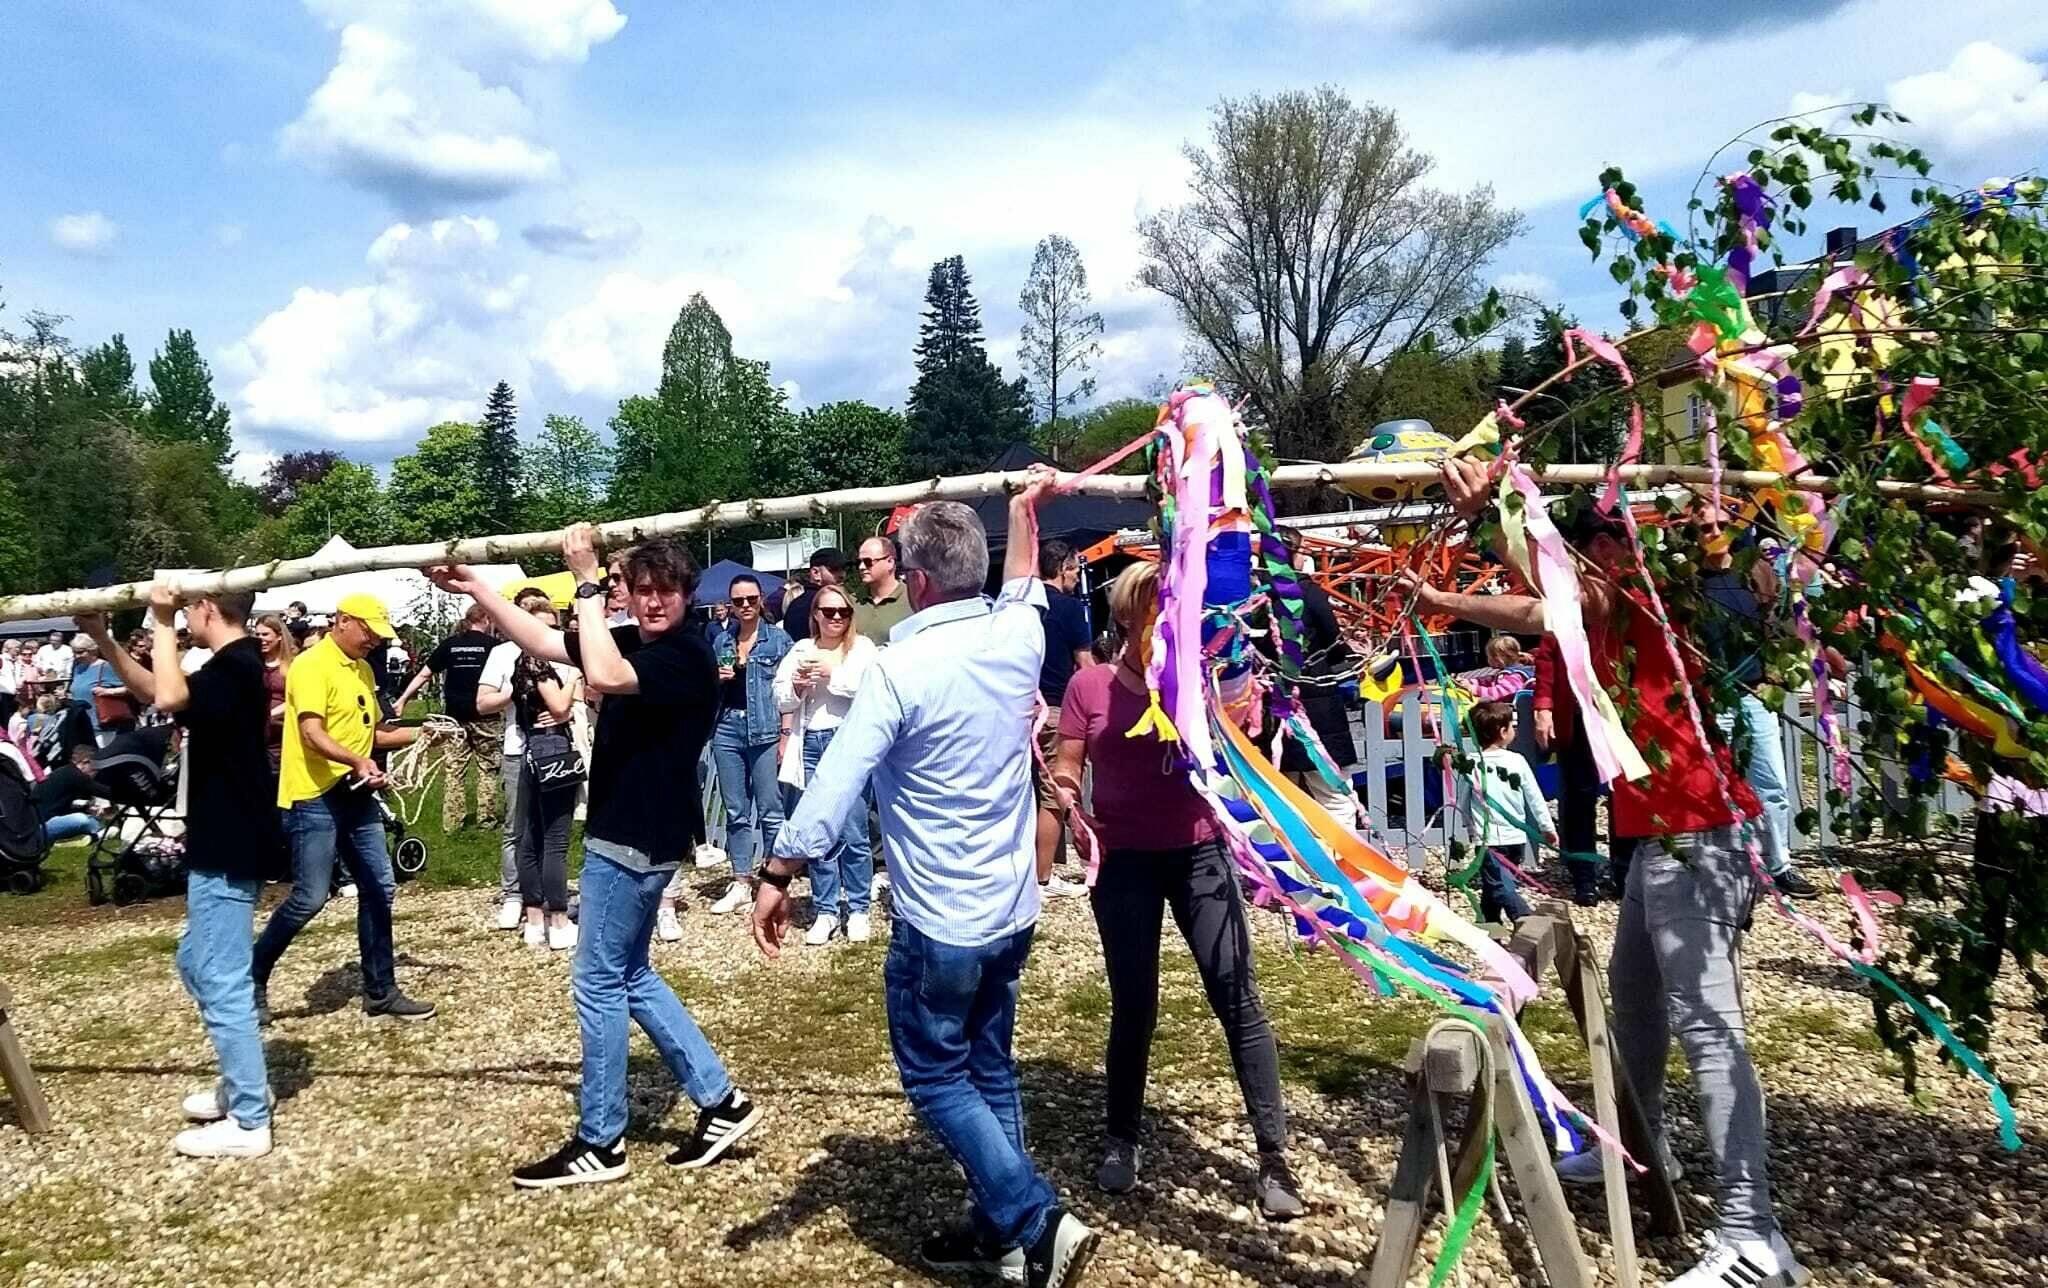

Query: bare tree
left=1017, top=234, right=1105, bottom=464
left=1138, top=87, right=1524, bottom=464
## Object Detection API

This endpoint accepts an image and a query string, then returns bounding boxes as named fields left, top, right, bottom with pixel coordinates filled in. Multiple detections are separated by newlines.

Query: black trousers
left=1090, top=839, right=1288, bottom=1153
left=516, top=759, right=575, bottom=912
left=1557, top=719, right=1633, bottom=897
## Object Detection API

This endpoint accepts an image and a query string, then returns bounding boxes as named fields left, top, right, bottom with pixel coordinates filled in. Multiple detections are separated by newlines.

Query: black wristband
left=758, top=864, right=794, bottom=890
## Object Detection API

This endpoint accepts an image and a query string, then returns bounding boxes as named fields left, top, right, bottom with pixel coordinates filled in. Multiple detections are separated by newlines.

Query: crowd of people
left=29, top=451, right=1903, bottom=1288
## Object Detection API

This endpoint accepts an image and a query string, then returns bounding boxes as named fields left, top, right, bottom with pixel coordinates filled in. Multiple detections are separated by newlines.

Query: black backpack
left=0, top=752, right=48, bottom=865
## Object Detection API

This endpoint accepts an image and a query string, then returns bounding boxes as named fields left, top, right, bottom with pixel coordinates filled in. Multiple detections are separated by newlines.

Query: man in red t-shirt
left=1396, top=459, right=1806, bottom=1288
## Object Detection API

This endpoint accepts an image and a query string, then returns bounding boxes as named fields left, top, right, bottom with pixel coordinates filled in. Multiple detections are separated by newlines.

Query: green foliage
left=257, top=450, right=344, bottom=516
left=144, top=327, right=233, bottom=466
left=1060, top=398, right=1161, bottom=474
left=121, top=440, right=260, bottom=576
left=79, top=334, right=140, bottom=413
left=477, top=381, right=521, bottom=529
left=520, top=413, right=612, bottom=529
left=264, top=460, right=394, bottom=556
left=1344, top=347, right=1497, bottom=450
left=0, top=472, right=37, bottom=591
left=610, top=293, right=792, bottom=517
left=905, top=256, right=1031, bottom=476
left=388, top=421, right=492, bottom=543
left=1579, top=110, right=2048, bottom=1070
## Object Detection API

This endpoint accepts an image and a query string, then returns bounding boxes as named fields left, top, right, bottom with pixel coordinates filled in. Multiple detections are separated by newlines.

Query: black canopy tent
left=971, top=443, right=1154, bottom=561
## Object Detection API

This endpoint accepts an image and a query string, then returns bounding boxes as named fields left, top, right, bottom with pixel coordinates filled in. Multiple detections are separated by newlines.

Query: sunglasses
left=856, top=555, right=892, bottom=568
left=816, top=606, right=853, bottom=621
left=729, top=595, right=760, bottom=606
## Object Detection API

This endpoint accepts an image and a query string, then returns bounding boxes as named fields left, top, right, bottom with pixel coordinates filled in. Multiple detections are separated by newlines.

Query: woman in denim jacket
left=707, top=574, right=792, bottom=915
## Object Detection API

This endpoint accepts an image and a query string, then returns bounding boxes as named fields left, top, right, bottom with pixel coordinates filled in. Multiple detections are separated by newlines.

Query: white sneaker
left=496, top=897, right=522, bottom=931
left=1557, top=1138, right=1682, bottom=1186
left=336, top=883, right=358, bottom=900
left=656, top=903, right=683, bottom=942
left=694, top=842, right=727, bottom=870
left=1040, top=874, right=1087, bottom=898
left=174, top=1117, right=273, bottom=1159
left=548, top=922, right=577, bottom=952
left=805, top=914, right=839, bottom=946
left=710, top=882, right=751, bottom=916
left=522, top=920, right=545, bottom=947
left=182, top=1081, right=276, bottom=1123
left=1666, top=1229, right=1809, bottom=1287
left=846, top=912, right=872, bottom=942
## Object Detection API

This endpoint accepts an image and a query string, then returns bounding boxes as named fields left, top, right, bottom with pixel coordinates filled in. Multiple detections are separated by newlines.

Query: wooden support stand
left=0, top=979, right=53, bottom=1134
left=1366, top=910, right=1682, bottom=1287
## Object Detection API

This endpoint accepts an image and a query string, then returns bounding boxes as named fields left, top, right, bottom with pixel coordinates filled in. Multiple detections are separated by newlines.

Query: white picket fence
left=1350, top=683, right=1972, bottom=867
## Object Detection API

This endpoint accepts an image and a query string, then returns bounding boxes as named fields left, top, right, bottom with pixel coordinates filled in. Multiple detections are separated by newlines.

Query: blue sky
left=6, top=0, right=2048, bottom=478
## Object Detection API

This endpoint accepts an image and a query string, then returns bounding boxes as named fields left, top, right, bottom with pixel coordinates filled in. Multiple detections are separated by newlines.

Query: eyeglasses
left=816, top=606, right=853, bottom=621
left=730, top=595, right=760, bottom=606
left=856, top=555, right=892, bottom=568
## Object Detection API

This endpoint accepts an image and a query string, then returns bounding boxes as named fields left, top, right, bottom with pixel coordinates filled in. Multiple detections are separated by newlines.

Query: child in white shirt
left=1454, top=700, right=1557, bottom=925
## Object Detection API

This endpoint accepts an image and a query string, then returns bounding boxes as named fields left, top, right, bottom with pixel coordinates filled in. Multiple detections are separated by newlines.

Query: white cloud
left=48, top=211, right=117, bottom=255
left=230, top=449, right=279, bottom=487
left=537, top=270, right=745, bottom=398
left=222, top=215, right=532, bottom=446
left=281, top=0, right=625, bottom=206
left=521, top=206, right=643, bottom=258
left=215, top=223, right=247, bottom=248
left=1493, top=270, right=1556, bottom=300
left=1887, top=41, right=2048, bottom=156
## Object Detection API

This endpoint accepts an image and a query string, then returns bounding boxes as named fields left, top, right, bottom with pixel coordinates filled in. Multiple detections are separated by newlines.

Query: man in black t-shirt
left=396, top=604, right=500, bottom=831
left=430, top=529, right=759, bottom=1189
left=782, top=546, right=845, bottom=641
left=81, top=582, right=286, bottom=1160
left=1032, top=540, right=1094, bottom=895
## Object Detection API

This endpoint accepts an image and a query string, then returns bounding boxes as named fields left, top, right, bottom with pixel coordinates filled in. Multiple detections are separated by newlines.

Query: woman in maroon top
left=252, top=614, right=297, bottom=770
left=1052, top=562, right=1303, bottom=1221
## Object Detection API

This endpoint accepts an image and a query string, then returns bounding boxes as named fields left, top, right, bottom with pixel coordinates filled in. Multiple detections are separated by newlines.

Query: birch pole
left=0, top=461, right=2003, bottom=623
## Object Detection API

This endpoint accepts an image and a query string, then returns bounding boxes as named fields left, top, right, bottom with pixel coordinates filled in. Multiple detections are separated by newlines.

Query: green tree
left=1138, top=87, right=1524, bottom=465
left=1064, top=398, right=1161, bottom=475
left=521, top=413, right=613, bottom=529
left=1017, top=234, right=1104, bottom=463
left=1342, top=346, right=1496, bottom=448
left=0, top=472, right=37, bottom=591
left=121, top=441, right=260, bottom=577
left=388, top=420, right=491, bottom=542
left=608, top=293, right=791, bottom=516
left=145, top=328, right=234, bottom=466
left=904, top=256, right=1031, bottom=477
left=477, top=381, right=521, bottom=528
left=756, top=400, right=907, bottom=496
left=80, top=334, right=141, bottom=413
left=270, top=460, right=393, bottom=556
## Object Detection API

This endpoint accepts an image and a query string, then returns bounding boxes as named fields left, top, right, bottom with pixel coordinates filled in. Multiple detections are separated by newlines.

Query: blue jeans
left=884, top=919, right=1057, bottom=1252
left=1479, top=844, right=1534, bottom=925
left=790, top=727, right=872, bottom=918
left=575, top=852, right=735, bottom=1145
left=712, top=708, right=781, bottom=875
left=178, top=869, right=270, bottom=1128
left=1717, top=692, right=1793, bottom=873
left=252, top=787, right=399, bottom=1001
left=44, top=812, right=101, bottom=844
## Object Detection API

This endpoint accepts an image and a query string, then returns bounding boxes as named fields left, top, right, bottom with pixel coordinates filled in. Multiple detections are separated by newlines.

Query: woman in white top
left=0, top=639, right=23, bottom=726
left=772, top=582, right=878, bottom=945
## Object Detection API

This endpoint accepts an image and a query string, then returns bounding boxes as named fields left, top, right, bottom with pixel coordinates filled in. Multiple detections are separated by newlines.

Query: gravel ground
left=2, top=862, right=2045, bottom=1288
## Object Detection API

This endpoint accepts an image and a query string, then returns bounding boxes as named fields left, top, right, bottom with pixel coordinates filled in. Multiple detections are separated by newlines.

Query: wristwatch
left=758, top=863, right=794, bottom=891
left=575, top=578, right=607, bottom=600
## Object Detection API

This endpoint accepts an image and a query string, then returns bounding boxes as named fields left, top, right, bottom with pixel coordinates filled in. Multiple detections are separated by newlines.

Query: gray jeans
left=498, top=750, right=526, bottom=899
left=1610, top=825, right=1776, bottom=1239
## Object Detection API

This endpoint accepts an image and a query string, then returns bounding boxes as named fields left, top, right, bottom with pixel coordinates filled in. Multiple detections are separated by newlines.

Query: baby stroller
left=85, top=726, right=186, bottom=907
left=0, top=747, right=50, bottom=895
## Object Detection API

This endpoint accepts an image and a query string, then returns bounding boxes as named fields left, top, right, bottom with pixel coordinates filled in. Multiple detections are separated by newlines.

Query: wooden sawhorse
left=1367, top=910, right=1683, bottom=1286
left=0, top=978, right=53, bottom=1134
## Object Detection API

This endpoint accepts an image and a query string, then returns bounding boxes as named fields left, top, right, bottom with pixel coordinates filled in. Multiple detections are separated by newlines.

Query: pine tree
left=145, top=328, right=234, bottom=466
left=478, top=381, right=521, bottom=528
left=904, top=256, right=1031, bottom=477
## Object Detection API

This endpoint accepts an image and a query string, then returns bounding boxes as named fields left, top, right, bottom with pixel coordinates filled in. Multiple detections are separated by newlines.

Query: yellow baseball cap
left=335, top=592, right=397, bottom=639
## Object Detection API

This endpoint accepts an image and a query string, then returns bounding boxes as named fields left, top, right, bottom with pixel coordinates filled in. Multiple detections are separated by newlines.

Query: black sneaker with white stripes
left=665, top=1089, right=762, bottom=1168
left=511, top=1134, right=629, bottom=1188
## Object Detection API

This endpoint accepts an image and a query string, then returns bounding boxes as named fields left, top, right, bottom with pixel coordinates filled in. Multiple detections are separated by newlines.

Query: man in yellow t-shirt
left=252, top=593, right=435, bottom=1023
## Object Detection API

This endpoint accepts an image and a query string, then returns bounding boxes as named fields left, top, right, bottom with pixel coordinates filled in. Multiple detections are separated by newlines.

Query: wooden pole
left=0, top=461, right=2004, bottom=623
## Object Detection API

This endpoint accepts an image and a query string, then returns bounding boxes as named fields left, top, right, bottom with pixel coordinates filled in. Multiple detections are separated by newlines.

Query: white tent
left=251, top=536, right=528, bottom=628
